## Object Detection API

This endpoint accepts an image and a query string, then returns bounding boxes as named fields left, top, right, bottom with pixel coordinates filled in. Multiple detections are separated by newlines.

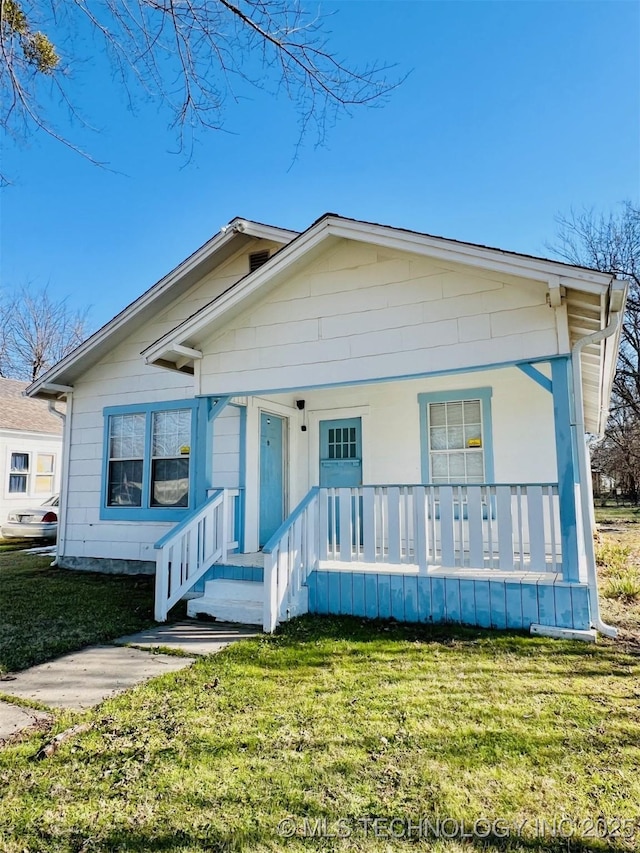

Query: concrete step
left=187, top=579, right=264, bottom=626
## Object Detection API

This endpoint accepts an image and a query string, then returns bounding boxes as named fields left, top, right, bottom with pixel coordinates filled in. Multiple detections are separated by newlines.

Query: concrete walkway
left=0, top=620, right=258, bottom=742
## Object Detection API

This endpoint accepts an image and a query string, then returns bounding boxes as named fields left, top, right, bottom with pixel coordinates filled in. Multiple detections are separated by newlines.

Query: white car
left=1, top=495, right=59, bottom=541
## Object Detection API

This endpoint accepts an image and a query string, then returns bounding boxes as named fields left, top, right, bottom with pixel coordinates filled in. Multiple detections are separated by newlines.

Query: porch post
left=551, top=358, right=580, bottom=582
left=195, top=396, right=231, bottom=507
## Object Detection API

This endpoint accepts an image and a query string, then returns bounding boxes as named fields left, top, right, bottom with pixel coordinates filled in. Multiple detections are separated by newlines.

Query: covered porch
left=153, top=357, right=592, bottom=637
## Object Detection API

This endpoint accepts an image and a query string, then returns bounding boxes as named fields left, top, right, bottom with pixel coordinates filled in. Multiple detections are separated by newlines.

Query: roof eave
left=26, top=219, right=299, bottom=400
left=144, top=214, right=616, bottom=370
left=596, top=279, right=628, bottom=435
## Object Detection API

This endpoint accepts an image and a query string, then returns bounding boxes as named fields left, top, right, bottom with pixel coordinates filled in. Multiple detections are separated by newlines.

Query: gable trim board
left=26, top=219, right=298, bottom=401
left=141, top=215, right=613, bottom=366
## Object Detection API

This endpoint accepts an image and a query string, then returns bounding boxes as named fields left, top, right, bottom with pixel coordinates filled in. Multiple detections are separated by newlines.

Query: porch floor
left=222, top=551, right=563, bottom=583
left=319, top=560, right=562, bottom=583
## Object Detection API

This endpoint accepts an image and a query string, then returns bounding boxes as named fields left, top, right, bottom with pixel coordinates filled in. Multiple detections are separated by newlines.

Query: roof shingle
left=0, top=378, right=63, bottom=434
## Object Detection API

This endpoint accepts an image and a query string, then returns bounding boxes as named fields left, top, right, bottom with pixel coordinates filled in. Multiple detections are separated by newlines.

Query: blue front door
left=320, top=418, right=362, bottom=547
left=259, top=412, right=285, bottom=547
left=319, top=418, right=362, bottom=488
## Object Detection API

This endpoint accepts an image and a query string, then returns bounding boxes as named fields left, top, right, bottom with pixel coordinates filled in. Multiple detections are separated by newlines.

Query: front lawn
left=594, top=503, right=640, bottom=524
left=0, top=552, right=156, bottom=674
left=1, top=616, right=639, bottom=852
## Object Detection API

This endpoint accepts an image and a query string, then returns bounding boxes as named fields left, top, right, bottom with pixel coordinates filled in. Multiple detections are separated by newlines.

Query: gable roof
left=26, top=212, right=624, bottom=434
left=25, top=217, right=298, bottom=399
left=142, top=213, right=617, bottom=368
left=0, top=378, right=63, bottom=435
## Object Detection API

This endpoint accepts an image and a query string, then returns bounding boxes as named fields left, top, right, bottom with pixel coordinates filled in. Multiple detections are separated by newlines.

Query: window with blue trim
left=418, top=388, right=494, bottom=485
left=103, top=401, right=195, bottom=518
left=428, top=399, right=484, bottom=483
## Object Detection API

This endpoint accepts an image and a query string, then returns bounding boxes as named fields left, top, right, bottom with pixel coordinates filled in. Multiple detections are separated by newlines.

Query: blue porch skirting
left=306, top=570, right=591, bottom=631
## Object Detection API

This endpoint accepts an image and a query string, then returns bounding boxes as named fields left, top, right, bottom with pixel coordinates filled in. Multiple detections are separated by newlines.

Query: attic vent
left=249, top=250, right=270, bottom=272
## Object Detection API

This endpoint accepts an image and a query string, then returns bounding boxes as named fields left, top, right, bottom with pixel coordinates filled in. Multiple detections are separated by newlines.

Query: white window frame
left=5, top=449, right=58, bottom=499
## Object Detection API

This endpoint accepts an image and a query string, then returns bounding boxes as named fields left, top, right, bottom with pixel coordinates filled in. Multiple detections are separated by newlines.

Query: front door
left=320, top=418, right=362, bottom=548
left=259, top=412, right=285, bottom=547
left=319, top=418, right=362, bottom=488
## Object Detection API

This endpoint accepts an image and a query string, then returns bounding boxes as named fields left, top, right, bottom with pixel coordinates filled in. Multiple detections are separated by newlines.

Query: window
left=429, top=400, right=484, bottom=484
left=150, top=410, right=190, bottom=507
left=103, top=401, right=195, bottom=518
left=35, top=454, right=55, bottom=494
left=9, top=452, right=29, bottom=493
left=327, top=425, right=358, bottom=460
left=107, top=413, right=145, bottom=506
left=419, top=388, right=494, bottom=485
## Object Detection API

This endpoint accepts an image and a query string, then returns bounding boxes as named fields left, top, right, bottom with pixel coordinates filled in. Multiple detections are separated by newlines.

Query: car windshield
left=41, top=495, right=59, bottom=507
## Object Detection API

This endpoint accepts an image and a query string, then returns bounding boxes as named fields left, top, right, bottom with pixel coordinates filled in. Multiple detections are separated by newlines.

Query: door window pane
left=327, top=425, right=357, bottom=460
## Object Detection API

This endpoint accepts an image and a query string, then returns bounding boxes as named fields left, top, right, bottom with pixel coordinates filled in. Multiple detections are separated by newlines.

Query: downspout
left=47, top=395, right=72, bottom=567
left=571, top=303, right=622, bottom=638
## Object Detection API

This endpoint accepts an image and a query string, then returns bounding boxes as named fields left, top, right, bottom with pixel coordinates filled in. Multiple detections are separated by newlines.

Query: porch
left=153, top=482, right=591, bottom=635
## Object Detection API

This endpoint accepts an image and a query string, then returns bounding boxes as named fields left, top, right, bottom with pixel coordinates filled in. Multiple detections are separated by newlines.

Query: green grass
left=1, top=616, right=639, bottom=852
left=596, top=540, right=640, bottom=604
left=0, top=537, right=48, bottom=553
left=0, top=551, right=157, bottom=674
left=594, top=504, right=640, bottom=524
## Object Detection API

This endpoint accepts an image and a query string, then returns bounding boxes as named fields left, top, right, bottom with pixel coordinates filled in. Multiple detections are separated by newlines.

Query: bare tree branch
left=0, top=285, right=89, bottom=381
left=1, top=0, right=404, bottom=178
left=549, top=201, right=640, bottom=499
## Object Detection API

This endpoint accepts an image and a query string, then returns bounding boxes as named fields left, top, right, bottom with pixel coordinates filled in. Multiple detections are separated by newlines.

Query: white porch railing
left=263, top=488, right=320, bottom=632
left=320, top=484, right=562, bottom=573
left=154, top=488, right=240, bottom=621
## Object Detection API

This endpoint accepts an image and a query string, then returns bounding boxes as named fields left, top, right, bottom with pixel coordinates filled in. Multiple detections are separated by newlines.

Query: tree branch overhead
left=1, top=0, right=403, bottom=175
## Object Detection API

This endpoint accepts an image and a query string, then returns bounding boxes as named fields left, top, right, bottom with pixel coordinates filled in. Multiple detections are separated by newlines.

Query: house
left=0, top=378, right=63, bottom=525
left=26, top=215, right=627, bottom=640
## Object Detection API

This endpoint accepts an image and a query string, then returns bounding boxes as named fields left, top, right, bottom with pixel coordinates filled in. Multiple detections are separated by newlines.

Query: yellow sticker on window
left=467, top=437, right=482, bottom=448
left=180, top=445, right=191, bottom=455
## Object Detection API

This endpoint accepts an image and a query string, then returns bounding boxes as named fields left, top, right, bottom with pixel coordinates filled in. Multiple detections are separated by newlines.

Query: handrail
left=154, top=489, right=223, bottom=551
left=263, top=487, right=320, bottom=632
left=263, top=487, right=320, bottom=554
left=154, top=488, right=238, bottom=621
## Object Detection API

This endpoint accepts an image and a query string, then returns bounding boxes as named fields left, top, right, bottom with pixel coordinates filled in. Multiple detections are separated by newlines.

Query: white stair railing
left=263, top=488, right=320, bottom=632
left=154, top=488, right=239, bottom=621
left=320, top=484, right=561, bottom=573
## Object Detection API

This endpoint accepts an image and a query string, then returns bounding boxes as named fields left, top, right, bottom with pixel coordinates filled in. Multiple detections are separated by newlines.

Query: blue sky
left=1, top=0, right=638, bottom=331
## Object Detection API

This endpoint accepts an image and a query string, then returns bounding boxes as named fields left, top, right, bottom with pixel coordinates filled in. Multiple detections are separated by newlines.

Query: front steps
left=187, top=578, right=264, bottom=626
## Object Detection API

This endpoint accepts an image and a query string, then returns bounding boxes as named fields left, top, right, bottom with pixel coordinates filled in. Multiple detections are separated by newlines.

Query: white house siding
left=60, top=240, right=276, bottom=570
left=198, top=239, right=561, bottom=397
left=0, top=430, right=62, bottom=524
left=59, top=237, right=563, bottom=570
left=240, top=368, right=556, bottom=548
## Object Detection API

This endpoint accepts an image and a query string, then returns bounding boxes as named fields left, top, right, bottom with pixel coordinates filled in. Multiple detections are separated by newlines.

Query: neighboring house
left=0, top=378, right=63, bottom=525
left=27, top=215, right=627, bottom=640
